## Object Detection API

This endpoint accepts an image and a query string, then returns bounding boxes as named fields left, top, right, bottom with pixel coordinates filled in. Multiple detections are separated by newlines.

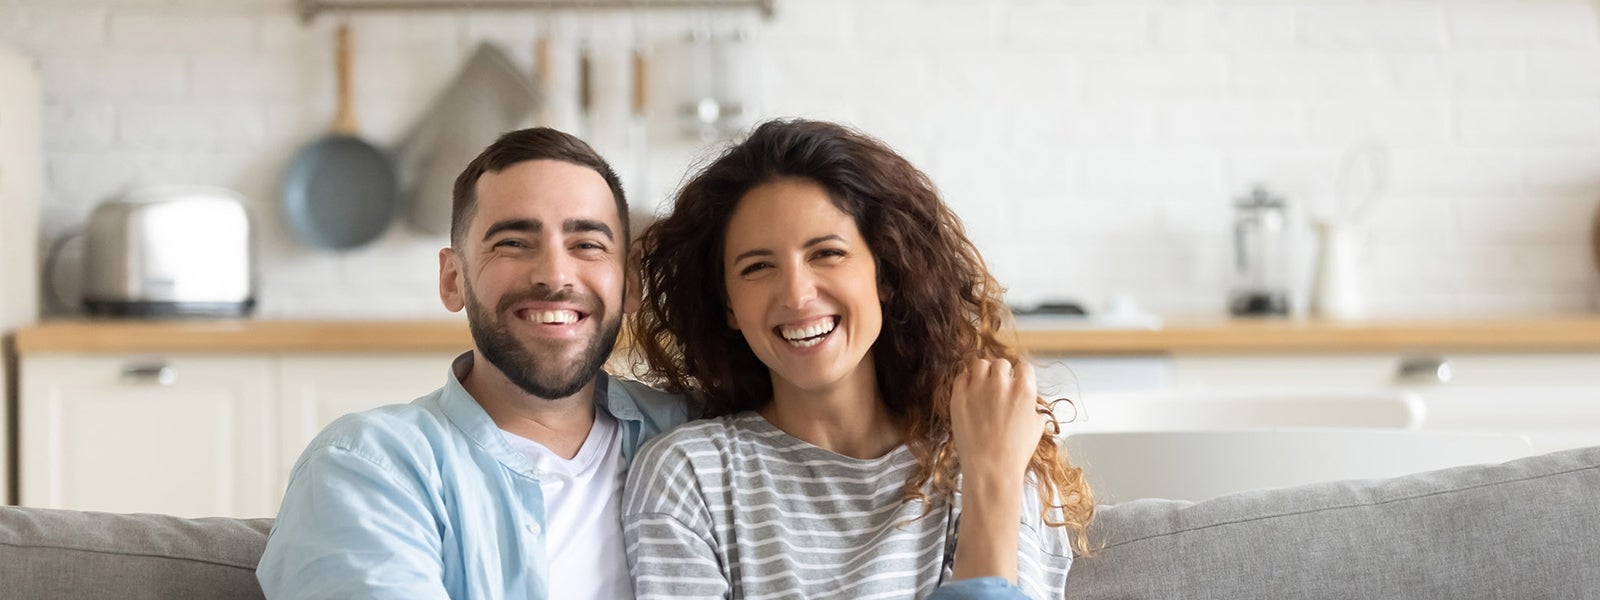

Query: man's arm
left=257, top=445, right=449, bottom=600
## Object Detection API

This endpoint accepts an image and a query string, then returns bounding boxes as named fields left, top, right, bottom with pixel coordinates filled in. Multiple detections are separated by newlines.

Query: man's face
left=439, top=159, right=636, bottom=400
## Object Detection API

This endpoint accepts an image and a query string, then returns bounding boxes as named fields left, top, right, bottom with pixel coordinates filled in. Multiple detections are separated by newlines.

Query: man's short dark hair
left=451, top=127, right=628, bottom=249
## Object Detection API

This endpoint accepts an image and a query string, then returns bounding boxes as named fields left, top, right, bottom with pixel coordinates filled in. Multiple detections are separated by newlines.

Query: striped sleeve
left=622, top=430, right=730, bottom=600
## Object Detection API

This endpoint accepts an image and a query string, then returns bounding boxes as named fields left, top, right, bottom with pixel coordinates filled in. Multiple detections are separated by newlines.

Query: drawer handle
left=122, top=363, right=177, bottom=386
left=1396, top=357, right=1452, bottom=385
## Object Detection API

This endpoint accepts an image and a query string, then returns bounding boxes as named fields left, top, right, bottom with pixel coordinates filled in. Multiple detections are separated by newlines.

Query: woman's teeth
left=527, top=310, right=579, bottom=325
left=780, top=318, right=837, bottom=347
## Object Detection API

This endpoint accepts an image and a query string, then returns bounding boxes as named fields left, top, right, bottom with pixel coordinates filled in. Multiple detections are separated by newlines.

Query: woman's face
left=722, top=178, right=884, bottom=397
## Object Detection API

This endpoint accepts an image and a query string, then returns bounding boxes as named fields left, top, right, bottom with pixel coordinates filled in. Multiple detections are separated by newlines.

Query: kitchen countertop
left=12, top=316, right=1600, bottom=355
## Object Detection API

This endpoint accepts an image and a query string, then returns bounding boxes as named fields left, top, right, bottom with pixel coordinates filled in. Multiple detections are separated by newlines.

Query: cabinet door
left=1402, top=353, right=1600, bottom=455
left=1170, top=352, right=1600, bottom=454
left=1, top=363, right=10, bottom=505
left=19, top=354, right=277, bottom=518
left=275, top=354, right=455, bottom=509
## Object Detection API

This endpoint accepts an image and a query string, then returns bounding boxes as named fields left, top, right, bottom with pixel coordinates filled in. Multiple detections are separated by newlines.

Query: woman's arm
left=946, top=358, right=1046, bottom=584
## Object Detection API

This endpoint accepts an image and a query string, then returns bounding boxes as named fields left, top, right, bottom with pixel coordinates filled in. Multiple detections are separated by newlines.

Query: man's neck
left=462, top=351, right=598, bottom=460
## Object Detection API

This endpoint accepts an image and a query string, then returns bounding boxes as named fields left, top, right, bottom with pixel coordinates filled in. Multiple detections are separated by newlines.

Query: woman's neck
left=759, top=354, right=902, bottom=460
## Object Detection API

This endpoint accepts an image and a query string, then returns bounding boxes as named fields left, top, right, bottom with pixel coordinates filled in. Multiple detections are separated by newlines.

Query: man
left=257, top=128, right=691, bottom=599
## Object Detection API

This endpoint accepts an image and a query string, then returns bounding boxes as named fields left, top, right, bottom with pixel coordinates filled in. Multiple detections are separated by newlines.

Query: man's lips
left=511, top=304, right=591, bottom=326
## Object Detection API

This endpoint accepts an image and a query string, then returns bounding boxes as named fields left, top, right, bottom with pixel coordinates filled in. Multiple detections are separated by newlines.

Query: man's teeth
left=780, top=319, right=836, bottom=342
left=527, top=310, right=579, bottom=325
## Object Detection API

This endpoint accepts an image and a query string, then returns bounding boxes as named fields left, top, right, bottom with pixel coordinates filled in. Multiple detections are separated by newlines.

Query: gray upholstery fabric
left=0, top=506, right=271, bottom=600
left=1065, top=445, right=1600, bottom=600
left=1, top=446, right=1596, bottom=599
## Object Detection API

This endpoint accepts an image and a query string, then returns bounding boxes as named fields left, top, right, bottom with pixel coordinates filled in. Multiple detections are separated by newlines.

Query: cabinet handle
left=1395, top=356, right=1452, bottom=385
left=122, top=363, right=177, bottom=386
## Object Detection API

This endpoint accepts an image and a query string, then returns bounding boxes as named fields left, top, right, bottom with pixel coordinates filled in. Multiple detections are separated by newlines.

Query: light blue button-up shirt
left=256, top=352, right=691, bottom=600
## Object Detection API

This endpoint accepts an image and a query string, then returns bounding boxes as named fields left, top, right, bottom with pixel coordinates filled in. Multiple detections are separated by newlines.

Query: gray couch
left=4, top=446, right=1598, bottom=599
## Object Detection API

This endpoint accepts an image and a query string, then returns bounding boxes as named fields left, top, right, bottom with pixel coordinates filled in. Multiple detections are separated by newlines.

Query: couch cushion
left=0, top=506, right=271, bottom=600
left=1066, top=445, right=1600, bottom=599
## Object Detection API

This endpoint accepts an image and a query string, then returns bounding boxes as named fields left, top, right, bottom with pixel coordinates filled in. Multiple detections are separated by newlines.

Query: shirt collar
left=438, top=352, right=648, bottom=471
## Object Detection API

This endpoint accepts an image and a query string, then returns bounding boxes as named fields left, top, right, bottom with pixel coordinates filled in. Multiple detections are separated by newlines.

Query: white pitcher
left=1310, top=219, right=1364, bottom=320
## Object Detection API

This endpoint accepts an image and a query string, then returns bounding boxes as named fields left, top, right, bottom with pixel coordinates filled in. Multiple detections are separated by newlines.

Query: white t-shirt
left=502, top=410, right=631, bottom=600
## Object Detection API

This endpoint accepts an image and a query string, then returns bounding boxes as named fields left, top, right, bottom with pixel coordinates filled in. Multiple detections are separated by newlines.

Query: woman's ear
left=726, top=304, right=740, bottom=330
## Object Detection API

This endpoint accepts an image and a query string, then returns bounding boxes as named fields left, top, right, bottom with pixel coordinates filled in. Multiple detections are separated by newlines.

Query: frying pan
left=281, top=25, right=398, bottom=251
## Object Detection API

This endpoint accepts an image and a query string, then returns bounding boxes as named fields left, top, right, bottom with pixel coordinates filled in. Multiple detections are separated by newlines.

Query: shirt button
left=526, top=522, right=542, bottom=537
left=531, top=468, right=545, bottom=479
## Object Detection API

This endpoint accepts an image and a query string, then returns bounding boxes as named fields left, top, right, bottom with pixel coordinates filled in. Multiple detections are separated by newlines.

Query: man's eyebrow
left=563, top=218, right=614, bottom=241
left=482, top=219, right=541, bottom=241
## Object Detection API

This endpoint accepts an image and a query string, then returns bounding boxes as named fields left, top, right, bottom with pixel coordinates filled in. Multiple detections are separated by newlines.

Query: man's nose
left=529, top=244, right=577, bottom=290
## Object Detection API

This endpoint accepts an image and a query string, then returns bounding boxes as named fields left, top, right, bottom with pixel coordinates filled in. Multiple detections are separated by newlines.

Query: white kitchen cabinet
left=1168, top=352, right=1600, bottom=454
left=275, top=354, right=456, bottom=510
left=19, top=352, right=460, bottom=518
left=1, top=41, right=45, bottom=506
left=19, top=354, right=278, bottom=518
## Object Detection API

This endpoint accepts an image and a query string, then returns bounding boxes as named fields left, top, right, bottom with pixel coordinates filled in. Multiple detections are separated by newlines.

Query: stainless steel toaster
left=82, top=185, right=256, bottom=318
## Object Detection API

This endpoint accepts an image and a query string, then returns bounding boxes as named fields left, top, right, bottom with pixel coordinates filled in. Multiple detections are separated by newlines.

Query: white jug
left=1310, top=219, right=1363, bottom=320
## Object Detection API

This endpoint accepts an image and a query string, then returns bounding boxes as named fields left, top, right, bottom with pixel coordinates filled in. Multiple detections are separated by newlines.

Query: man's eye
left=575, top=242, right=606, bottom=251
left=494, top=239, right=527, bottom=249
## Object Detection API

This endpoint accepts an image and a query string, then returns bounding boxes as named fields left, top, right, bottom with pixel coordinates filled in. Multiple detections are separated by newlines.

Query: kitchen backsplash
left=3, top=0, right=1600, bottom=319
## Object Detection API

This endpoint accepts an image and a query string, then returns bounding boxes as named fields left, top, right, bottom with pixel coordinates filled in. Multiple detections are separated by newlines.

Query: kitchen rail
left=298, top=0, right=775, bottom=22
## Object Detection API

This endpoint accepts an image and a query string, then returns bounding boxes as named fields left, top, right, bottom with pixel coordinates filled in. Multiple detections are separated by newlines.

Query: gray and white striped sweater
left=622, top=412, right=1072, bottom=600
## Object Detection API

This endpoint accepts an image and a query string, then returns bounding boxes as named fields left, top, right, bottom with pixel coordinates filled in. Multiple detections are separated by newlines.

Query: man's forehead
left=472, top=160, right=621, bottom=231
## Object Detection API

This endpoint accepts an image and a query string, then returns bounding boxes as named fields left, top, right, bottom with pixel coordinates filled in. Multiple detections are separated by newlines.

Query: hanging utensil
left=1334, top=141, right=1389, bottom=226
left=534, top=30, right=555, bottom=128
left=281, top=24, right=399, bottom=251
left=629, top=42, right=652, bottom=219
left=395, top=43, right=540, bottom=236
left=578, top=41, right=595, bottom=138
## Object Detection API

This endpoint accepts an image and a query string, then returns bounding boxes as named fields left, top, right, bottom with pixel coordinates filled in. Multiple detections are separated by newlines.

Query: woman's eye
left=739, top=262, right=770, bottom=276
left=815, top=248, right=846, bottom=260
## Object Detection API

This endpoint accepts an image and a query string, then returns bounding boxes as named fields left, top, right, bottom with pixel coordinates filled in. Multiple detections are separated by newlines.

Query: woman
left=621, top=119, right=1093, bottom=599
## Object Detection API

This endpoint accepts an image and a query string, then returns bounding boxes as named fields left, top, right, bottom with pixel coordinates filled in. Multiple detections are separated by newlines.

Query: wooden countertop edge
left=13, top=316, right=1600, bottom=355
left=1011, top=317, right=1600, bottom=354
left=12, top=320, right=476, bottom=354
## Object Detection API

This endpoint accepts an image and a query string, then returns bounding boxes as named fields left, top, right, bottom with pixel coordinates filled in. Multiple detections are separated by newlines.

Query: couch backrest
left=0, top=506, right=271, bottom=600
left=5, top=446, right=1597, bottom=599
left=1066, top=445, right=1600, bottom=599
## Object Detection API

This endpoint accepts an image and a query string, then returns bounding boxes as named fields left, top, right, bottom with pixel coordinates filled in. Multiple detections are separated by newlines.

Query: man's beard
left=464, top=281, right=622, bottom=400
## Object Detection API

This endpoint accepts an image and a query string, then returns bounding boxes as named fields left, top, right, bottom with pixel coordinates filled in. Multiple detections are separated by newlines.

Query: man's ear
left=439, top=247, right=466, bottom=312
left=622, top=246, right=643, bottom=315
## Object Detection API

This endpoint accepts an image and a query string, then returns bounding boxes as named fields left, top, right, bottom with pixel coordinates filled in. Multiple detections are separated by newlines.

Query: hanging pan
left=281, top=24, right=398, bottom=250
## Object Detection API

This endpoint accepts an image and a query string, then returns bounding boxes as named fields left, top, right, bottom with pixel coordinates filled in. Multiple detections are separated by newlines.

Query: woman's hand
left=946, top=358, right=1043, bottom=584
left=950, top=358, right=1044, bottom=484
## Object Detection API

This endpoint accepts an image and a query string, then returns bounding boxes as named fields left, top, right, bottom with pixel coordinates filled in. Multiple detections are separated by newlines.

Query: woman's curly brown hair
left=631, top=118, right=1093, bottom=553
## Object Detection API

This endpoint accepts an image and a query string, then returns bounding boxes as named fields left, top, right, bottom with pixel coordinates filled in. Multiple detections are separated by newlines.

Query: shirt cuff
left=930, top=577, right=1030, bottom=599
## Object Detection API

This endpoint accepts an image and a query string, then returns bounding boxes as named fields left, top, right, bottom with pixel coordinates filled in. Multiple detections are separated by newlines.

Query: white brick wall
left=2, top=0, right=1599, bottom=319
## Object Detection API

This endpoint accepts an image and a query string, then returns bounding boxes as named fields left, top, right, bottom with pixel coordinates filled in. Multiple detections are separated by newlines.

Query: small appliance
left=81, top=185, right=255, bottom=318
left=1229, top=185, right=1291, bottom=317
